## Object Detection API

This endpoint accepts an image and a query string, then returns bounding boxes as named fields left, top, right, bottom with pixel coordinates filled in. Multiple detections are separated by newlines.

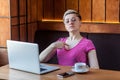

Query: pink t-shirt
left=56, top=37, right=95, bottom=66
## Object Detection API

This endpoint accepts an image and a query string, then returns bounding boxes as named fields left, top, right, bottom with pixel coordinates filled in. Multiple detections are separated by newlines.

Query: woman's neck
left=68, top=31, right=82, bottom=40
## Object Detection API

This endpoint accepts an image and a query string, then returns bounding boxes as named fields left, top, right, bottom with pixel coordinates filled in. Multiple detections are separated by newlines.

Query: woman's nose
left=68, top=20, right=74, bottom=24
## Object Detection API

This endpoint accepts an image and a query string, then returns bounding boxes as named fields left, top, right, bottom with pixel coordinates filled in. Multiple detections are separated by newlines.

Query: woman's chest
left=65, top=39, right=80, bottom=49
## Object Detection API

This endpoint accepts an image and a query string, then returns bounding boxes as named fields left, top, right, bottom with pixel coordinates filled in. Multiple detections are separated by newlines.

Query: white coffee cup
left=74, top=62, right=88, bottom=71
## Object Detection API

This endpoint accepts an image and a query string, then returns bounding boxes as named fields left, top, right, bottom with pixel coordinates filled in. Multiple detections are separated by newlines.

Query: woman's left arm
left=88, top=50, right=99, bottom=69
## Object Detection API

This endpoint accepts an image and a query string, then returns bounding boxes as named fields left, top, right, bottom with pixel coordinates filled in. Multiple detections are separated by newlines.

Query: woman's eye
left=64, top=18, right=77, bottom=24
left=71, top=18, right=76, bottom=22
left=65, top=20, right=69, bottom=23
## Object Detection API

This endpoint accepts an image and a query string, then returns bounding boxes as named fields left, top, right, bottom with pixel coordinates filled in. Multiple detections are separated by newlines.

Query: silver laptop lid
left=7, top=40, right=41, bottom=74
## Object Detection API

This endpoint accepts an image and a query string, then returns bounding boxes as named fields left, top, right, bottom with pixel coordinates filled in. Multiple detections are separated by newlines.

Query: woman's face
left=64, top=14, right=81, bottom=32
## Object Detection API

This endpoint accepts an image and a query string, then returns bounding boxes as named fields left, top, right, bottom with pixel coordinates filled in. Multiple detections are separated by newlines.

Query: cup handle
left=72, top=66, right=75, bottom=69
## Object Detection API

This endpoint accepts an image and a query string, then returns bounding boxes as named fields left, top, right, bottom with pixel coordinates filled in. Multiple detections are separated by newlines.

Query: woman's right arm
left=39, top=41, right=68, bottom=62
left=39, top=43, right=57, bottom=62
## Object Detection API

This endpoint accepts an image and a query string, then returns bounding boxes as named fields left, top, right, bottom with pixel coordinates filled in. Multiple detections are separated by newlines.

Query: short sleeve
left=86, top=40, right=96, bottom=53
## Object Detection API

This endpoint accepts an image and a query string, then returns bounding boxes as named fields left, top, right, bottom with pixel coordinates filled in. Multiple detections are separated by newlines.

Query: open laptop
left=7, top=40, right=60, bottom=74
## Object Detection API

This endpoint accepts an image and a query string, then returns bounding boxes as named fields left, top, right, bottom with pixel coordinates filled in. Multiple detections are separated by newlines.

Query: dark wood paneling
left=20, top=25, right=27, bottom=41
left=11, top=26, right=19, bottom=40
left=10, top=0, right=38, bottom=43
left=37, top=0, right=42, bottom=21
left=28, top=23, right=38, bottom=42
left=66, top=0, right=79, bottom=11
left=38, top=21, right=120, bottom=34
left=106, top=0, right=119, bottom=23
left=54, top=0, right=65, bottom=19
left=27, top=0, right=38, bottom=22
left=19, top=0, right=26, bottom=16
left=20, top=17, right=26, bottom=24
left=92, top=0, right=105, bottom=22
left=27, top=0, right=31, bottom=23
left=43, top=0, right=54, bottom=19
left=88, top=23, right=120, bottom=33
left=10, top=0, right=18, bottom=16
left=11, top=17, right=18, bottom=25
left=30, top=0, right=37, bottom=22
left=38, top=22, right=65, bottom=31
left=79, top=0, right=91, bottom=22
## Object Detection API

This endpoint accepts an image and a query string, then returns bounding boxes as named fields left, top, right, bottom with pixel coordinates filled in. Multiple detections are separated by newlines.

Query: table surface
left=0, top=64, right=120, bottom=80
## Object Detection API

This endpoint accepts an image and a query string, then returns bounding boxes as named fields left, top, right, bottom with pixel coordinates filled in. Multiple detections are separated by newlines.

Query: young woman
left=39, top=9, right=99, bottom=69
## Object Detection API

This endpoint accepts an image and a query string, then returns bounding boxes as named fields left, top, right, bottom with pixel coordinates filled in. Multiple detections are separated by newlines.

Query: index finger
left=64, top=43, right=69, bottom=46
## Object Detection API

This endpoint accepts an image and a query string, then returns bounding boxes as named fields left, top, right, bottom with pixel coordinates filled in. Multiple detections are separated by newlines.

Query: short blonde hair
left=63, top=9, right=81, bottom=20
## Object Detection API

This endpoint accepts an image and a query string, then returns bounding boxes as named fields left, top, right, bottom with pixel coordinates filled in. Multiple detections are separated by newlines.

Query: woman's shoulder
left=81, top=37, right=93, bottom=43
left=81, top=37, right=93, bottom=44
left=82, top=37, right=95, bottom=47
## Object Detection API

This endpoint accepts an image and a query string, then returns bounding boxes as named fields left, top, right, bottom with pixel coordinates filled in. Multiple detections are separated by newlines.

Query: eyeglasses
left=64, top=17, right=79, bottom=24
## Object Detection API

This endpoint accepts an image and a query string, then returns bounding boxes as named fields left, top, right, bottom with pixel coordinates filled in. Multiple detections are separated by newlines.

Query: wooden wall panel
left=54, top=0, right=65, bottom=19
left=20, top=25, right=27, bottom=41
left=79, top=0, right=91, bottom=22
left=10, top=0, right=18, bottom=16
left=27, top=0, right=31, bottom=23
left=38, top=21, right=120, bottom=34
left=38, top=0, right=120, bottom=34
left=27, top=0, right=37, bottom=22
left=43, top=0, right=54, bottom=19
left=88, top=23, right=120, bottom=33
left=0, top=18, right=10, bottom=47
left=0, top=0, right=40, bottom=47
left=28, top=23, right=38, bottom=42
left=106, top=0, right=119, bottom=23
left=66, top=0, right=79, bottom=11
left=20, top=17, right=26, bottom=24
left=30, top=0, right=37, bottom=22
left=19, top=0, right=26, bottom=16
left=0, top=0, right=10, bottom=47
left=0, top=19, right=10, bottom=29
left=0, top=0, right=10, bottom=17
left=38, top=22, right=65, bottom=31
left=38, top=22, right=90, bottom=32
left=37, top=0, right=42, bottom=21
left=92, top=0, right=105, bottom=22
left=10, top=0, right=18, bottom=27
left=11, top=17, right=18, bottom=25
left=10, top=0, right=39, bottom=43
left=40, top=0, right=120, bottom=23
left=11, top=26, right=19, bottom=40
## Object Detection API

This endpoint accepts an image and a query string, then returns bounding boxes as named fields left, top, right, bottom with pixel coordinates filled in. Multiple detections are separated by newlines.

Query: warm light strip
left=42, top=19, right=120, bottom=24
left=90, top=21, right=120, bottom=24
left=82, top=21, right=120, bottom=24
left=105, top=22, right=120, bottom=24
left=42, top=19, right=63, bottom=22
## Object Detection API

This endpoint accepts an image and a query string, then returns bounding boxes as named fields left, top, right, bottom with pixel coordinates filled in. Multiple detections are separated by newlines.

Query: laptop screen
left=7, top=40, right=60, bottom=74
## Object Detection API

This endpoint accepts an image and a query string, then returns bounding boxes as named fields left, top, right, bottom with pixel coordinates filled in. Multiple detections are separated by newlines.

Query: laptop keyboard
left=40, top=64, right=47, bottom=71
left=40, top=68, right=47, bottom=71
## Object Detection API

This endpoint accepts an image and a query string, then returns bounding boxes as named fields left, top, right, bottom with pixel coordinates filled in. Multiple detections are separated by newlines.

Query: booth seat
left=34, top=30, right=120, bottom=71
left=0, top=48, right=8, bottom=66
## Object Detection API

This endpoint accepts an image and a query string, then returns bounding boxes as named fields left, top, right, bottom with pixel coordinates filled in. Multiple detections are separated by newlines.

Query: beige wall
left=0, top=0, right=10, bottom=47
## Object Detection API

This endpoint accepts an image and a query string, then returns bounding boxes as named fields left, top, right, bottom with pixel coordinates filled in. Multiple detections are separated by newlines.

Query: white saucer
left=71, top=68, right=89, bottom=73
